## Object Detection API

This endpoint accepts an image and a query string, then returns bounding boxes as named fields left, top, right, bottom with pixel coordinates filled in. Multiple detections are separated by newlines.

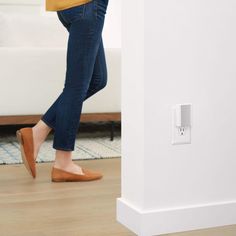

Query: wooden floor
left=0, top=158, right=235, bottom=236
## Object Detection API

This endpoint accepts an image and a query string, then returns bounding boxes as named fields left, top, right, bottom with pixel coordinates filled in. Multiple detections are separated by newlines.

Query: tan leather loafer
left=16, top=127, right=36, bottom=178
left=51, top=166, right=103, bottom=182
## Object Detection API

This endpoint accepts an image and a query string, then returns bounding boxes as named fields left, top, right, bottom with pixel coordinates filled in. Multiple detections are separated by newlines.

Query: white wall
left=117, top=0, right=236, bottom=235
left=102, top=0, right=121, bottom=48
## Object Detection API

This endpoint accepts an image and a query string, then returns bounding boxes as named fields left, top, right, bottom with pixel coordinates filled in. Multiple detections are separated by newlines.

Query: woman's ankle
left=54, top=150, right=73, bottom=168
left=32, top=120, right=51, bottom=145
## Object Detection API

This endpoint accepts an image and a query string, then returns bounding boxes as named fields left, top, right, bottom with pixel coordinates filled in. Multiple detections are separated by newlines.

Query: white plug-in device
left=172, top=103, right=192, bottom=145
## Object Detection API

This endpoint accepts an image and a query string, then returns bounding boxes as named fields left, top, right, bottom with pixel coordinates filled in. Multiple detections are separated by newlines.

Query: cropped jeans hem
left=40, top=117, right=55, bottom=130
left=53, top=145, right=74, bottom=151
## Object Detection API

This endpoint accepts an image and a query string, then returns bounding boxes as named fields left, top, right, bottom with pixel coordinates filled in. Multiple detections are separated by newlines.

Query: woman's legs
left=32, top=39, right=107, bottom=170
left=32, top=0, right=109, bottom=173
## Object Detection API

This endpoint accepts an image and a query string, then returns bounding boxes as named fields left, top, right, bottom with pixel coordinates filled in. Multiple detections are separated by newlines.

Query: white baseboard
left=116, top=197, right=236, bottom=236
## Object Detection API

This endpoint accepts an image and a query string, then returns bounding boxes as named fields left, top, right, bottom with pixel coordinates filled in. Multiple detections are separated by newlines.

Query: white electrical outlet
left=172, top=104, right=191, bottom=145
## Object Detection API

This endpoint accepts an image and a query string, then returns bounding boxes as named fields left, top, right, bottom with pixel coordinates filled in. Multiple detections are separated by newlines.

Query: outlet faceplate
left=172, top=106, right=191, bottom=145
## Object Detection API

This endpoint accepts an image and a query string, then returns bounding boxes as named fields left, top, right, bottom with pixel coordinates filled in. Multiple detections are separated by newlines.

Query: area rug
left=0, top=131, right=121, bottom=165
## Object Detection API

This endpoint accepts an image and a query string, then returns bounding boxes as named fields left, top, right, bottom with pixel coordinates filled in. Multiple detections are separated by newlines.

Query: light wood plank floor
left=0, top=157, right=235, bottom=236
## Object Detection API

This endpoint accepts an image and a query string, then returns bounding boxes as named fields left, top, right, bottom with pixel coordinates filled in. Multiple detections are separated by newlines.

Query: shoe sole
left=51, top=176, right=103, bottom=182
left=16, top=130, right=35, bottom=178
left=52, top=178, right=101, bottom=183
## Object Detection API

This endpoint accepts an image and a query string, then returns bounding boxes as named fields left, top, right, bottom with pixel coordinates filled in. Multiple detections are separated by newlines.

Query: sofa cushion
left=0, top=12, right=67, bottom=47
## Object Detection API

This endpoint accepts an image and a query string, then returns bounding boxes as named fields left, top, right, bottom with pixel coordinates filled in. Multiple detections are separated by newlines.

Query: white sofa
left=0, top=3, right=121, bottom=121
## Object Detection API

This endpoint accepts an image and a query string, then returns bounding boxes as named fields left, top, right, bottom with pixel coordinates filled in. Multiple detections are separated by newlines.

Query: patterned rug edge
left=0, top=156, right=121, bottom=165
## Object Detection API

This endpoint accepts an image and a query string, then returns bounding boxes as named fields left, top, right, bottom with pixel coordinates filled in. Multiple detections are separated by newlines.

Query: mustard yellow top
left=46, top=0, right=93, bottom=11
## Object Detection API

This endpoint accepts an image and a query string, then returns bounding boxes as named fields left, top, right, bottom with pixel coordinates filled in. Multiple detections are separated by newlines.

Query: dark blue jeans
left=41, top=0, right=109, bottom=151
